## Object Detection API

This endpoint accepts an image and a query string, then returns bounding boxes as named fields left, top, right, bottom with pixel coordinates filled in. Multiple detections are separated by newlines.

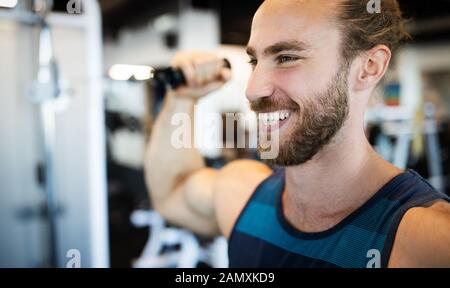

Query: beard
left=250, top=62, right=350, bottom=166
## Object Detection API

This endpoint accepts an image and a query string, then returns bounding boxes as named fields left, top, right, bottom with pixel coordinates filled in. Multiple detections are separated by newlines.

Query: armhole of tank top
left=381, top=194, right=449, bottom=268
left=228, top=170, right=276, bottom=243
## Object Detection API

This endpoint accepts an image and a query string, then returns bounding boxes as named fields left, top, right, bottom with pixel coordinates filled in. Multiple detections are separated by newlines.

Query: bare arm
left=389, top=201, right=450, bottom=267
left=144, top=52, right=271, bottom=237
left=145, top=91, right=220, bottom=236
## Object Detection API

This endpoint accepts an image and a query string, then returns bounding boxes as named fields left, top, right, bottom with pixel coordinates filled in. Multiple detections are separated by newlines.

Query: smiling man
left=144, top=0, right=450, bottom=267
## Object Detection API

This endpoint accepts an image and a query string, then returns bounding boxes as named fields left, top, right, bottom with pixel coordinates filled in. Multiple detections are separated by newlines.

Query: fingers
left=171, top=52, right=229, bottom=88
left=221, top=68, right=232, bottom=82
left=172, top=57, right=196, bottom=87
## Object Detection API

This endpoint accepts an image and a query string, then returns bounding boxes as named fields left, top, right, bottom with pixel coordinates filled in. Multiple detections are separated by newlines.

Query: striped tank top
left=229, top=168, right=450, bottom=268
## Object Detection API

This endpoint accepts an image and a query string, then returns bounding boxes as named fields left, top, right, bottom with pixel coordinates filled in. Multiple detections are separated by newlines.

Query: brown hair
left=337, top=0, right=411, bottom=61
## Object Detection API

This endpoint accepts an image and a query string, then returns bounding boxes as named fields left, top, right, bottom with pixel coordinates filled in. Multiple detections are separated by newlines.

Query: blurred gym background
left=0, top=0, right=449, bottom=268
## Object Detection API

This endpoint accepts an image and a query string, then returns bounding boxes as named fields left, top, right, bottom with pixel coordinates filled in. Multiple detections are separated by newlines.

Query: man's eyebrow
left=246, top=40, right=309, bottom=58
left=246, top=46, right=256, bottom=57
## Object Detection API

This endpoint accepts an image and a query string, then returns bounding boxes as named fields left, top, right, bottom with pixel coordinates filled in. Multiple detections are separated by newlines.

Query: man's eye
left=276, top=55, right=299, bottom=64
left=248, top=59, right=257, bottom=66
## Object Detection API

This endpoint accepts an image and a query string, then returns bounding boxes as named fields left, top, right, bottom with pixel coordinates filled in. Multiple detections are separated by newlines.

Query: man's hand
left=171, top=51, right=232, bottom=99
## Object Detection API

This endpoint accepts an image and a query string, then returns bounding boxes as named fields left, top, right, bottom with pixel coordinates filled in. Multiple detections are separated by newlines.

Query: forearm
left=144, top=91, right=205, bottom=202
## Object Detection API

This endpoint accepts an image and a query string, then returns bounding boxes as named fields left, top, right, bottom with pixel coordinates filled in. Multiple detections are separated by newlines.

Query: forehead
left=248, top=0, right=341, bottom=52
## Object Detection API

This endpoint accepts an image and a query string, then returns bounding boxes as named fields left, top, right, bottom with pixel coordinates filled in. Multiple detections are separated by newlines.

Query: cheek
left=272, top=68, right=327, bottom=104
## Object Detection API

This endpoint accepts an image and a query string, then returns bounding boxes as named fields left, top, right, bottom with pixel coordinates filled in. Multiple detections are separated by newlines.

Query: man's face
left=246, top=0, right=351, bottom=166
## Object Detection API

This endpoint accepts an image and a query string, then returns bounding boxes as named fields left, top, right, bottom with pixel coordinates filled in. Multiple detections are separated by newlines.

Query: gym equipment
left=0, top=0, right=62, bottom=268
left=0, top=0, right=108, bottom=267
left=152, top=58, right=231, bottom=89
left=373, top=103, right=445, bottom=193
left=131, top=210, right=229, bottom=268
left=30, top=0, right=61, bottom=267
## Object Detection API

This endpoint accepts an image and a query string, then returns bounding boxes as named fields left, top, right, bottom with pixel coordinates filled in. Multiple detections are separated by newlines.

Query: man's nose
left=245, top=66, right=275, bottom=102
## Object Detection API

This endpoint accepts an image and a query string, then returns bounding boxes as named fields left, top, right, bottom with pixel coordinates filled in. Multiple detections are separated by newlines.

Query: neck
left=283, top=119, right=402, bottom=233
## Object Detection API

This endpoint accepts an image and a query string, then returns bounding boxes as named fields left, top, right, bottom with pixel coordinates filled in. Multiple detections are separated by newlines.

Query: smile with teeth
left=259, top=110, right=292, bottom=126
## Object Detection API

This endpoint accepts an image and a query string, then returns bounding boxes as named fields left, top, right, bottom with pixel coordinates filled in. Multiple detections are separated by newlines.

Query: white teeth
left=259, top=110, right=291, bottom=125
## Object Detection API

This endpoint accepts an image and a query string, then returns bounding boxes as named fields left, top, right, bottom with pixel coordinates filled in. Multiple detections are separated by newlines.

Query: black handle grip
left=153, top=58, right=232, bottom=89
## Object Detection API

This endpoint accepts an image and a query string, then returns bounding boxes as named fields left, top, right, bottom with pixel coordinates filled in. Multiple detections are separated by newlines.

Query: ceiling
left=52, top=0, right=450, bottom=44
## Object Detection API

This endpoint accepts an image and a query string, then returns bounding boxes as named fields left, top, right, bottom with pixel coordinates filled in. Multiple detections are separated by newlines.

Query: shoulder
left=213, top=160, right=273, bottom=238
left=216, top=159, right=272, bottom=183
left=389, top=200, right=450, bottom=267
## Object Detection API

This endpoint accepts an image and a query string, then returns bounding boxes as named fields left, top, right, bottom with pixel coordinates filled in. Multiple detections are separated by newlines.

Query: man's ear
left=354, top=45, right=392, bottom=92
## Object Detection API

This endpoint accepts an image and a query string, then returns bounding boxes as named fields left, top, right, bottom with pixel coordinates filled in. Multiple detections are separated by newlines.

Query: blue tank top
left=229, top=168, right=450, bottom=268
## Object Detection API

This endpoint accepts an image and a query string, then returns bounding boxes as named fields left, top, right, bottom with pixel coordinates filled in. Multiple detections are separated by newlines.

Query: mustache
left=250, top=96, right=300, bottom=113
